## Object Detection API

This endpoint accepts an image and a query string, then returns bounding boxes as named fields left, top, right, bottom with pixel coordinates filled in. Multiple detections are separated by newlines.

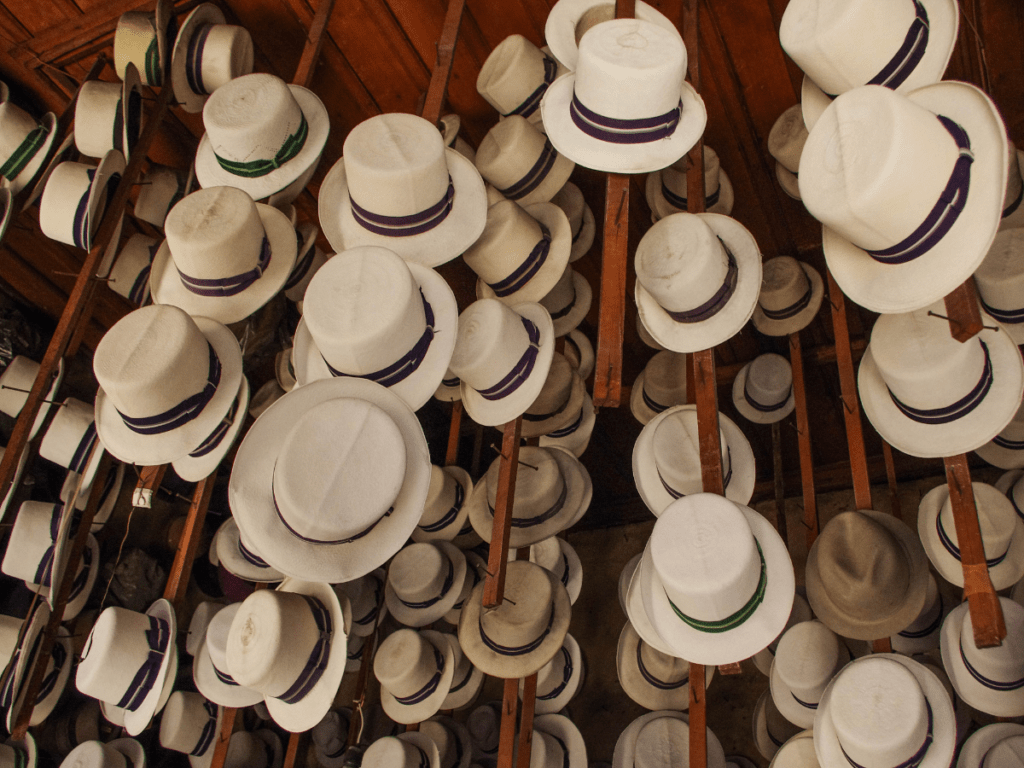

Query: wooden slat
left=789, top=331, right=818, bottom=546
left=163, top=473, right=216, bottom=607
left=445, top=400, right=463, bottom=467
left=771, top=421, right=787, bottom=547
left=132, top=463, right=167, bottom=508
left=882, top=441, right=902, bottom=522
left=291, top=0, right=337, bottom=88
left=209, top=708, right=240, bottom=768
left=497, top=677, right=519, bottom=768
left=689, top=663, right=707, bottom=768
left=418, top=0, right=467, bottom=125
left=943, top=278, right=984, bottom=343
left=592, top=173, right=629, bottom=408
left=483, top=418, right=523, bottom=608
left=872, top=638, right=893, bottom=653
left=283, top=731, right=310, bottom=768
left=515, top=673, right=538, bottom=768
left=346, top=625, right=381, bottom=747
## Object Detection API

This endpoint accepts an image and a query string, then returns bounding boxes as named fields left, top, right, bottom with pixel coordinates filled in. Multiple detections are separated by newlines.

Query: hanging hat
left=275, top=348, right=296, bottom=393
left=806, top=509, right=928, bottom=640
left=66, top=461, right=123, bottom=531
left=186, top=602, right=223, bottom=657
left=2, top=500, right=75, bottom=603
left=975, top=229, right=1024, bottom=345
left=150, top=186, right=297, bottom=325
left=751, top=593, right=813, bottom=677
left=769, top=620, right=847, bottom=729
left=249, top=379, right=285, bottom=420
left=21, top=130, right=73, bottom=212
left=518, top=633, right=583, bottom=715
left=114, top=0, right=170, bottom=86
left=467, top=703, right=501, bottom=763
left=0, top=98, right=57, bottom=195
left=625, top=543, right=686, bottom=659
left=76, top=599, right=178, bottom=735
left=93, top=305, right=244, bottom=466
left=439, top=115, right=476, bottom=164
left=563, top=328, right=594, bottom=381
left=39, top=151, right=125, bottom=251
left=158, top=692, right=222, bottom=768
left=448, top=298, right=555, bottom=427
left=538, top=266, right=592, bottom=337
left=630, top=352, right=687, bottom=426
left=459, top=560, right=571, bottom=679
left=283, top=223, right=326, bottom=303
left=223, top=731, right=282, bottom=768
left=539, top=389, right=595, bottom=458
left=549, top=182, right=593, bottom=263
left=814, top=654, right=957, bottom=768
left=521, top=353, right=586, bottom=438
left=172, top=4, right=255, bottom=114
left=109, top=234, right=157, bottom=306
left=940, top=596, right=1024, bottom=717
left=214, top=516, right=284, bottom=583
left=134, top=164, right=186, bottom=229
left=334, top=569, right=386, bottom=638
left=59, top=740, right=144, bottom=768
left=226, top=578, right=349, bottom=732
left=0, top=355, right=65, bottom=440
left=1001, top=141, right=1024, bottom=231
left=957, top=724, right=1024, bottom=768
left=752, top=256, right=824, bottom=337
left=801, top=85, right=1007, bottom=314
left=195, top=73, right=328, bottom=200
left=362, top=733, right=440, bottom=768
left=1, top=605, right=73, bottom=729
left=767, top=106, right=807, bottom=200
left=466, top=445, right=589, bottom=549
left=443, top=551, right=486, bottom=627
left=172, top=375, right=249, bottom=482
left=615, top=621, right=713, bottom=712
left=542, top=19, right=706, bottom=174
left=637, top=312, right=667, bottom=351
left=978, top=399, right=1024, bottom=471
left=858, top=302, right=1024, bottom=459
left=612, top=710, right=726, bottom=768
left=526, top=535, right=583, bottom=605
left=74, top=65, right=142, bottom=161
left=40, top=397, right=103, bottom=489
left=475, top=117, right=575, bottom=207
left=413, top=465, right=474, bottom=543
left=194, top=604, right=263, bottom=708
left=732, top=354, right=796, bottom=425
left=311, top=709, right=352, bottom=768
left=374, top=628, right=455, bottom=725
left=292, top=246, right=458, bottom=412
left=64, top=534, right=100, bottom=621
left=635, top=212, right=761, bottom=353
left=421, top=716, right=473, bottom=768
left=320, top=112, right=486, bottom=268
left=386, top=541, right=467, bottom=627
left=228, top=377, right=431, bottom=583
left=345, top=633, right=366, bottom=673
left=890, top=574, right=950, bottom=655
left=477, top=35, right=567, bottom=127
left=433, top=369, right=462, bottom=403
left=531, top=714, right=586, bottom=768
left=646, top=146, right=735, bottom=221
left=439, top=634, right=484, bottom=712
left=638, top=493, right=795, bottom=665
left=632, top=404, right=756, bottom=512
left=918, top=481, right=1024, bottom=590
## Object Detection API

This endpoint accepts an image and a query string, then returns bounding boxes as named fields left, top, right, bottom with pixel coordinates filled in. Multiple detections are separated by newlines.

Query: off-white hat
left=1, top=605, right=73, bottom=730
left=2, top=500, right=74, bottom=602
left=439, top=633, right=484, bottom=712
left=283, top=223, right=328, bottom=303
left=978, top=398, right=1024, bottom=470
left=752, top=256, right=824, bottom=337
left=133, top=164, right=185, bottom=229
left=59, top=740, right=144, bottom=768
left=193, top=604, right=263, bottom=708
left=475, top=117, right=574, bottom=206
left=334, top=569, right=386, bottom=638
left=0, top=98, right=57, bottom=195
left=171, top=375, right=249, bottom=483
left=186, top=602, right=222, bottom=657
left=63, top=534, right=100, bottom=621
left=768, top=105, right=807, bottom=200
left=374, top=629, right=455, bottom=725
left=612, top=710, right=725, bottom=768
left=39, top=151, right=125, bottom=252
left=439, top=114, right=475, bottom=164
left=630, top=351, right=688, bottom=426
left=223, top=730, right=281, bottom=768
left=615, top=621, right=713, bottom=712
left=542, top=19, right=706, bottom=174
left=751, top=593, right=813, bottom=677
left=563, top=328, right=594, bottom=380
left=171, top=4, right=255, bottom=114
left=40, top=397, right=102, bottom=489
left=158, top=692, right=222, bottom=768
left=521, top=353, right=586, bottom=438
left=444, top=551, right=487, bottom=627
left=624, top=545, right=678, bottom=658
left=248, top=379, right=285, bottom=420
left=1001, top=143, right=1024, bottom=231
left=975, top=229, right=1024, bottom=344
left=74, top=66, right=142, bottom=161
left=858, top=302, right=1024, bottom=459
left=114, top=0, right=170, bottom=86
left=0, top=355, right=64, bottom=440
left=532, top=714, right=586, bottom=768
left=635, top=213, right=761, bottom=353
left=386, top=541, right=467, bottom=628
left=362, top=733, right=440, bottom=768
left=525, top=535, right=583, bottom=605
left=413, top=465, right=473, bottom=543
left=550, top=181, right=594, bottom=262
left=957, top=723, right=1024, bottom=768
left=538, top=265, right=591, bottom=337
left=3, top=731, right=36, bottom=768
left=890, top=573, right=949, bottom=655
left=753, top=691, right=801, bottom=761
left=521, top=633, right=583, bottom=714
left=311, top=709, right=352, bottom=768
left=646, top=146, right=734, bottom=221
left=540, top=388, right=595, bottom=458
left=420, top=716, right=472, bottom=768
left=467, top=703, right=501, bottom=763
left=214, top=515, right=283, bottom=583
left=769, top=620, right=846, bottom=729
left=477, top=35, right=567, bottom=127
left=732, top=354, right=796, bottom=425
left=108, top=233, right=157, bottom=306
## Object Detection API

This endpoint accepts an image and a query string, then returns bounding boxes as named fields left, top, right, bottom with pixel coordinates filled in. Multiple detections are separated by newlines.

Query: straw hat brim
left=521, top=367, right=586, bottom=438
left=542, top=74, right=706, bottom=174
left=544, top=0, right=680, bottom=71
left=613, top=710, right=727, bottom=768
left=194, top=641, right=264, bottom=708
left=890, top=586, right=951, bottom=656
left=814, top=654, right=956, bottom=768
left=641, top=504, right=796, bottom=666
left=86, top=150, right=126, bottom=254
left=956, top=723, right=1024, bottom=768
left=569, top=201, right=595, bottom=262
left=646, top=168, right=735, bottom=220
left=751, top=263, right=824, bottom=337
left=412, top=466, right=473, bottom=543
left=427, top=716, right=473, bottom=768
left=616, top=621, right=713, bottom=712
left=396, top=732, right=441, bottom=768
left=386, top=542, right=467, bottom=627
left=64, top=535, right=100, bottom=621
left=625, top=543, right=680, bottom=658
left=549, top=537, right=583, bottom=605
left=150, top=202, right=297, bottom=325
left=121, top=598, right=178, bottom=735
left=95, top=316, right=243, bottom=466
left=460, top=302, right=555, bottom=427
left=188, top=704, right=224, bottom=768
left=858, top=315, right=1024, bottom=459
left=636, top=213, right=762, bottom=353
left=380, top=630, right=456, bottom=725
left=976, top=426, right=1024, bottom=470
left=15, top=628, right=71, bottom=728
left=732, top=364, right=797, bottom=425
left=776, top=162, right=801, bottom=201
left=534, top=714, right=587, bottom=768
left=215, top=515, right=284, bottom=584
left=765, top=731, right=814, bottom=768
left=995, top=468, right=1024, bottom=496
left=173, top=375, right=250, bottom=483
left=632, top=404, right=756, bottom=514
left=629, top=368, right=683, bottom=426
left=292, top=261, right=459, bottom=412
left=109, top=738, right=147, bottom=768
left=255, top=729, right=284, bottom=768
left=799, top=75, right=832, bottom=134
left=750, top=594, right=813, bottom=677
left=806, top=509, right=929, bottom=640
left=551, top=270, right=592, bottom=337
left=321, top=147, right=487, bottom=268
left=2, top=111, right=57, bottom=196
left=21, top=127, right=71, bottom=211
left=821, top=83, right=1007, bottom=314
left=752, top=693, right=788, bottom=761
left=170, top=4, right=227, bottom=114
left=229, top=378, right=431, bottom=583
left=440, top=659, right=484, bottom=712
left=564, top=329, right=594, bottom=380
left=459, top=567, right=571, bottom=679
left=540, top=392, right=595, bottom=459
left=769, top=657, right=822, bottom=730
left=619, top=552, right=643, bottom=616
left=433, top=378, right=462, bottom=402
left=195, top=84, right=329, bottom=201
left=564, top=448, right=592, bottom=527
left=283, top=224, right=324, bottom=303
left=522, top=633, right=583, bottom=714
left=998, top=150, right=1024, bottom=232
left=5, top=734, right=36, bottom=768
left=918, top=483, right=1024, bottom=590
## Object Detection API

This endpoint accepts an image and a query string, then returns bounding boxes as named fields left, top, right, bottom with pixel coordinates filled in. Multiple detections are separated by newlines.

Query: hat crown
left=420, top=721, right=458, bottom=767
left=225, top=732, right=270, bottom=768
left=159, top=691, right=214, bottom=754
left=634, top=718, right=688, bottom=768
left=663, top=145, right=721, bottom=199
left=0, top=101, right=43, bottom=158
left=464, top=200, right=549, bottom=284
left=109, top=233, right=157, bottom=302
left=476, top=116, right=549, bottom=191
left=450, top=299, right=537, bottom=391
left=363, top=738, right=423, bottom=768
left=531, top=730, right=569, bottom=768
left=374, top=629, right=442, bottom=697
left=551, top=182, right=584, bottom=232
left=637, top=639, right=689, bottom=683
left=636, top=214, right=731, bottom=313
left=480, top=561, right=555, bottom=648
left=40, top=397, right=94, bottom=468
left=195, top=25, right=255, bottom=95
left=76, top=605, right=167, bottom=705
left=760, top=257, right=812, bottom=312
left=485, top=446, right=564, bottom=520
left=768, top=105, right=808, bottom=171
left=540, top=266, right=577, bottom=316
left=63, top=742, right=128, bottom=768
left=477, top=34, right=550, bottom=116
left=745, top=354, right=793, bottom=407
left=775, top=620, right=841, bottom=701
left=652, top=409, right=729, bottom=497
left=643, top=351, right=688, bottom=404
left=423, top=466, right=459, bottom=525
left=961, top=598, right=1024, bottom=684
left=0, top=356, right=39, bottom=417
left=76, top=81, right=125, bottom=159
left=975, top=229, right=1024, bottom=313
left=986, top=737, right=1024, bottom=768
left=2, top=500, right=59, bottom=583
left=527, top=353, right=574, bottom=417
left=390, top=542, right=450, bottom=603
left=536, top=640, right=571, bottom=695
left=937, top=483, right=1017, bottom=562
left=203, top=73, right=303, bottom=165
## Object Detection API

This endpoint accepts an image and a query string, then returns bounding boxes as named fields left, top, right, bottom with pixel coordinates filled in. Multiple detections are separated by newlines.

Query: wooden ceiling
left=0, top=0, right=1021, bottom=522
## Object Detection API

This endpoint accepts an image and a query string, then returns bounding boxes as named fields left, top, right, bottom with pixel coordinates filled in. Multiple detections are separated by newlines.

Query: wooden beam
left=872, top=638, right=893, bottom=653
left=419, top=0, right=467, bottom=125
left=346, top=625, right=381, bottom=748
left=772, top=421, right=787, bottom=548
left=283, top=731, right=310, bottom=768
left=592, top=173, right=630, bottom=408
left=291, top=0, right=337, bottom=88
left=515, top=673, right=538, bottom=768
left=445, top=400, right=463, bottom=467
left=483, top=418, right=523, bottom=608
left=789, top=331, right=818, bottom=547
left=163, top=473, right=216, bottom=608
left=497, top=678, right=519, bottom=768
left=209, top=708, right=239, bottom=768
left=943, top=278, right=984, bottom=343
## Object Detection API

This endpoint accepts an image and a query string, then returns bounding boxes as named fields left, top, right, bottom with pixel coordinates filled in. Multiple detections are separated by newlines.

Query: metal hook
left=927, top=311, right=999, bottom=332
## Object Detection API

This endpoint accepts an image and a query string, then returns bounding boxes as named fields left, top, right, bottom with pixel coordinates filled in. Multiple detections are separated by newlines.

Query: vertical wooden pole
left=593, top=173, right=630, bottom=408
left=445, top=400, right=463, bottom=467
left=772, top=422, right=788, bottom=547
left=419, top=0, right=468, bottom=125
left=881, top=441, right=902, bottom=521
left=515, top=673, right=538, bottom=768
left=789, top=332, right=818, bottom=546
left=163, top=473, right=216, bottom=608
left=483, top=418, right=523, bottom=608
left=208, top=708, right=239, bottom=768
left=943, top=278, right=984, bottom=343
left=497, top=678, right=519, bottom=768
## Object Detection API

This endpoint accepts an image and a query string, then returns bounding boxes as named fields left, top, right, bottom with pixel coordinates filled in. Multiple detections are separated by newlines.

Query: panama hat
left=941, top=597, right=1024, bottom=717
left=732, top=354, right=796, bottom=425
left=516, top=632, right=583, bottom=714
left=542, top=19, right=706, bottom=174
left=114, top=0, right=170, bottom=86
left=449, top=299, right=555, bottom=427
left=172, top=4, right=254, bottom=114
left=537, top=266, right=591, bottom=337
left=752, top=257, right=824, bottom=338
left=646, top=146, right=734, bottom=221
left=769, top=620, right=847, bottom=729
left=630, top=351, right=687, bottom=425
left=467, top=445, right=589, bottom=549
left=766, top=731, right=815, bottom=768
left=975, top=229, right=1024, bottom=344
left=320, top=112, right=486, bottom=268
left=194, top=604, right=263, bottom=708
left=363, top=733, right=440, bottom=768
left=525, top=535, right=583, bottom=604
left=459, top=560, right=571, bottom=679
left=802, top=84, right=1007, bottom=314
left=612, top=710, right=725, bottom=768
left=275, top=348, right=296, bottom=393
left=477, top=35, right=567, bottom=127
left=616, top=621, right=713, bottom=712
left=413, top=465, right=473, bottom=543
left=891, top=574, right=950, bottom=655
left=172, top=375, right=249, bottom=482
left=632, top=404, right=756, bottom=512
left=563, top=328, right=594, bottom=380
left=918, top=481, right=1024, bottom=590
left=3, top=499, right=74, bottom=607
left=226, top=578, right=348, bottom=732
left=858, top=302, right=1024, bottom=458
left=386, top=541, right=467, bottom=627
left=159, top=692, right=222, bottom=768
left=150, top=186, right=297, bottom=325
left=64, top=534, right=100, bottom=621
left=467, top=703, right=501, bottom=763
left=957, top=723, right=1024, bottom=768
left=639, top=493, right=795, bottom=665
left=0, top=356, right=64, bottom=441
left=475, top=117, right=575, bottom=207
left=751, top=593, right=813, bottom=677
left=806, top=509, right=929, bottom=640
left=60, top=739, right=144, bottom=768
left=292, top=246, right=458, bottom=412
left=74, top=66, right=142, bottom=161
left=1001, top=143, right=1024, bottom=231
left=1, top=734, right=36, bottom=768
left=214, top=516, right=283, bottom=583
left=768, top=106, right=807, bottom=201
left=108, top=234, right=157, bottom=306
left=433, top=369, right=462, bottom=403
left=223, top=730, right=281, bottom=768
left=550, top=181, right=594, bottom=262
left=624, top=544, right=679, bottom=658
left=814, top=654, right=956, bottom=768
left=521, top=353, right=586, bottom=438
left=0, top=98, right=57, bottom=196
left=20, top=130, right=73, bottom=213
left=195, top=73, right=328, bottom=200
left=249, top=380, right=285, bottom=420
left=39, top=150, right=125, bottom=252
left=439, top=633, right=484, bottom=711
left=374, top=628, right=455, bottom=724
left=76, top=599, right=177, bottom=735
left=283, top=223, right=326, bottom=303
left=93, top=305, right=244, bottom=466
left=443, top=551, right=487, bottom=626
left=439, top=114, right=475, bottom=164
left=2, top=608, right=72, bottom=729
left=539, top=389, right=594, bottom=458
left=334, top=569, right=386, bottom=638
left=134, top=164, right=186, bottom=229
left=420, top=716, right=472, bottom=768
left=530, top=714, right=586, bottom=768
left=39, top=397, right=102, bottom=489
left=637, top=313, right=667, bottom=351
left=186, top=602, right=223, bottom=657
left=311, top=709, right=352, bottom=768
left=229, top=377, right=430, bottom=583
left=73, top=461, right=124, bottom=531
left=635, top=213, right=761, bottom=353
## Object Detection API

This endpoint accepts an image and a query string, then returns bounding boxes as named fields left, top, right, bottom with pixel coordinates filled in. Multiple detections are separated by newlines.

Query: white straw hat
left=890, top=574, right=949, bottom=655
left=768, top=106, right=807, bottom=201
left=526, top=535, right=583, bottom=605
left=108, top=233, right=157, bottom=306
left=59, top=740, right=143, bottom=768
left=375, top=628, right=455, bottom=725
left=223, top=730, right=281, bottom=768
left=475, top=117, right=575, bottom=206
left=171, top=4, right=254, bottom=114
left=766, top=731, right=815, bottom=768
left=521, top=353, right=585, bottom=438
left=769, top=620, right=847, bottom=729
left=320, top=112, right=486, bottom=267
left=801, top=84, right=1008, bottom=313
left=40, top=397, right=102, bottom=489
left=249, top=379, right=285, bottom=420
left=1, top=608, right=72, bottom=729
left=439, top=633, right=484, bottom=712
left=0, top=98, right=57, bottom=195
left=612, top=710, right=726, bottom=768
left=532, top=714, right=586, bottom=768
left=74, top=66, right=142, bottom=161
left=550, top=181, right=594, bottom=262
left=753, top=691, right=802, bottom=761
left=538, top=265, right=591, bottom=337
left=630, top=351, right=687, bottom=426
left=283, top=223, right=327, bottom=303
left=539, top=389, right=595, bottom=458
left=752, top=257, right=824, bottom=337
left=134, top=164, right=185, bottom=229
left=214, top=515, right=283, bottom=583
left=150, top=186, right=297, bottom=324
left=957, top=723, right=1024, bottom=768
left=520, top=632, right=583, bottom=714
left=39, top=151, right=125, bottom=252
left=563, top=328, right=594, bottom=380
left=444, top=551, right=487, bottom=627
left=1001, top=143, right=1024, bottom=231
left=635, top=213, right=761, bottom=353
left=975, top=229, right=1024, bottom=345
left=439, top=114, right=475, bottom=164
left=158, top=692, right=222, bottom=768
left=64, top=534, right=100, bottom=621
left=292, top=246, right=458, bottom=412
left=624, top=544, right=679, bottom=658
left=114, top=0, right=170, bottom=86
left=363, top=733, right=440, bottom=768
left=732, top=354, right=796, bottom=425
left=858, top=302, right=1024, bottom=459
left=93, top=305, right=244, bottom=466
left=632, top=404, right=756, bottom=512
left=228, top=378, right=431, bottom=583
left=420, top=716, right=472, bottom=768
left=0, top=734, right=35, bottom=768
left=616, top=621, right=713, bottom=712
left=172, top=375, right=249, bottom=483
left=0, top=355, right=64, bottom=440
left=639, top=494, right=795, bottom=665
left=413, top=465, right=473, bottom=543
left=193, top=604, right=263, bottom=708
left=433, top=368, right=462, bottom=403
left=477, top=35, right=567, bottom=128
left=751, top=593, right=813, bottom=677
left=542, top=19, right=706, bottom=174
left=386, top=541, right=467, bottom=627
left=334, top=569, right=386, bottom=638
left=645, top=146, right=734, bottom=221
left=2, top=500, right=74, bottom=603
left=186, top=602, right=222, bottom=657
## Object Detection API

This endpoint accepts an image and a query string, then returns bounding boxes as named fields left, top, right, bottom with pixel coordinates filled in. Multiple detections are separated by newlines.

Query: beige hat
left=413, top=465, right=473, bottom=543
left=59, top=740, right=144, bottom=768
left=752, top=256, right=824, bottom=337
left=630, top=351, right=688, bottom=425
left=134, top=164, right=186, bottom=229
left=550, top=181, right=594, bottom=262
left=751, top=593, right=813, bottom=676
left=958, top=725, right=1024, bottom=768
left=769, top=620, right=847, bottom=729
left=753, top=690, right=802, bottom=761
left=646, top=146, right=734, bottom=221
left=1001, top=143, right=1024, bottom=231
left=158, top=692, right=222, bottom=768
left=333, top=569, right=386, bottom=638
left=519, top=633, right=583, bottom=715
left=975, top=229, right=1024, bottom=345
left=114, top=0, right=170, bottom=86
left=563, top=328, right=594, bottom=381
left=0, top=98, right=57, bottom=195
left=214, top=515, right=283, bottom=583
left=616, top=621, right=713, bottom=711
left=439, top=634, right=484, bottom=712
left=108, top=233, right=157, bottom=306
left=522, top=353, right=586, bottom=438
left=538, top=265, right=591, bottom=337
left=890, top=573, right=949, bottom=655
left=767, top=106, right=806, bottom=201
left=475, top=117, right=574, bottom=207
left=362, top=733, right=440, bottom=768
left=171, top=4, right=255, bottom=114
left=193, top=604, right=263, bottom=708
left=613, top=710, right=725, bottom=768
left=531, top=714, right=587, bottom=768
left=39, top=396, right=102, bottom=488
left=74, top=66, right=142, bottom=161
left=0, top=355, right=64, bottom=442
left=39, top=151, right=125, bottom=253
left=732, top=354, right=796, bottom=425
left=524, top=535, right=583, bottom=605
left=374, top=629, right=455, bottom=725
left=444, top=551, right=487, bottom=626
left=539, top=389, right=595, bottom=458
left=386, top=541, right=467, bottom=627
left=172, top=375, right=249, bottom=483
left=439, top=114, right=476, bottom=164
left=1, top=499, right=75, bottom=601
left=283, top=223, right=327, bottom=303
left=476, top=35, right=567, bottom=127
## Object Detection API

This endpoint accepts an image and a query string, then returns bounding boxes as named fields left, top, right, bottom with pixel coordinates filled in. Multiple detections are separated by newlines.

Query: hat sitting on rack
left=444, top=551, right=486, bottom=627
left=616, top=621, right=713, bottom=712
left=475, top=116, right=575, bottom=207
left=413, top=465, right=474, bottom=543
left=374, top=628, right=455, bottom=725
left=521, top=353, right=586, bottom=439
left=311, top=710, right=352, bottom=768
left=439, top=634, right=484, bottom=712
left=646, top=146, right=734, bottom=221
left=108, top=234, right=157, bottom=306
left=531, top=714, right=586, bottom=768
left=612, top=710, right=725, bottom=768
left=544, top=0, right=680, bottom=71
left=477, top=35, right=567, bottom=127
left=420, top=716, right=472, bottom=768
left=519, top=633, right=583, bottom=715
left=467, top=703, right=501, bottom=763
left=194, top=604, right=263, bottom=708
left=39, top=151, right=124, bottom=252
left=732, top=354, right=796, bottom=425
left=1001, top=140, right=1024, bottom=231
left=334, top=569, right=386, bottom=638
left=563, top=328, right=594, bottom=381
left=978, top=403, right=1024, bottom=474
left=214, top=516, right=283, bottom=584
left=1, top=734, right=36, bottom=768
left=172, top=372, right=249, bottom=484
left=438, top=114, right=475, bottom=164
left=550, top=181, right=594, bottom=262
left=134, top=164, right=187, bottom=229
left=74, top=66, right=142, bottom=161
left=59, top=740, right=144, bottom=768
left=752, top=256, right=824, bottom=337
left=751, top=593, right=812, bottom=677
left=542, top=19, right=706, bottom=174
left=538, top=265, right=591, bottom=337
left=890, top=573, right=949, bottom=655
left=283, top=222, right=327, bottom=303
left=958, top=724, right=1024, bottom=768
left=159, top=692, right=222, bottom=768
left=752, top=692, right=802, bottom=761
left=768, top=105, right=807, bottom=200
left=539, top=387, right=594, bottom=458
left=0, top=96, right=57, bottom=195
left=40, top=396, right=103, bottom=489
left=362, top=733, right=441, bottom=768
left=114, top=0, right=170, bottom=86
left=386, top=542, right=467, bottom=628
left=974, top=229, right=1024, bottom=345
left=172, top=4, right=255, bottom=114
left=223, top=731, right=282, bottom=768
left=630, top=351, right=687, bottom=426
left=770, top=620, right=847, bottom=729
left=2, top=500, right=75, bottom=605
left=2, top=603, right=73, bottom=730
left=524, top=535, right=583, bottom=605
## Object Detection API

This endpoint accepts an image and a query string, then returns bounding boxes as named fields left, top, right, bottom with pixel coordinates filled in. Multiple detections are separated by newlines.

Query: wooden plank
left=942, top=278, right=984, bottom=343
left=132, top=464, right=167, bottom=508
left=882, top=441, right=902, bottom=522
left=445, top=400, right=463, bottom=467
left=208, top=708, right=240, bottom=768
left=872, top=638, right=893, bottom=653
left=944, top=454, right=1006, bottom=648
left=483, top=418, right=523, bottom=609
left=420, top=0, right=467, bottom=128
left=789, top=331, right=818, bottom=547
left=291, top=0, right=337, bottom=88
left=772, top=422, right=787, bottom=547
left=497, top=678, right=519, bottom=768
left=592, top=173, right=629, bottom=408
left=163, top=473, right=216, bottom=608
left=693, top=350, right=723, bottom=496
left=283, top=731, right=310, bottom=768
left=515, top=673, right=538, bottom=768
left=689, top=663, right=707, bottom=768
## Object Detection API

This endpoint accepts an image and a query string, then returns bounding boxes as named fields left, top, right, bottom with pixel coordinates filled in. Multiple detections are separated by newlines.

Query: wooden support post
left=445, top=400, right=463, bottom=467
left=872, top=638, right=893, bottom=654
left=483, top=418, right=523, bottom=609
left=209, top=708, right=239, bottom=768
left=497, top=678, right=519, bottom=768
left=693, top=350, right=723, bottom=497
left=772, top=422, right=788, bottom=548
left=282, top=731, right=310, bottom=768
left=789, top=332, right=818, bottom=546
left=882, top=441, right=902, bottom=521
left=593, top=173, right=629, bottom=408
left=516, top=673, right=538, bottom=768
left=163, top=473, right=216, bottom=608
left=945, top=454, right=1006, bottom=647
left=419, top=0, right=467, bottom=125
left=689, top=664, right=707, bottom=768
left=943, top=278, right=984, bottom=343
left=291, top=0, right=337, bottom=88
left=132, top=464, right=168, bottom=508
